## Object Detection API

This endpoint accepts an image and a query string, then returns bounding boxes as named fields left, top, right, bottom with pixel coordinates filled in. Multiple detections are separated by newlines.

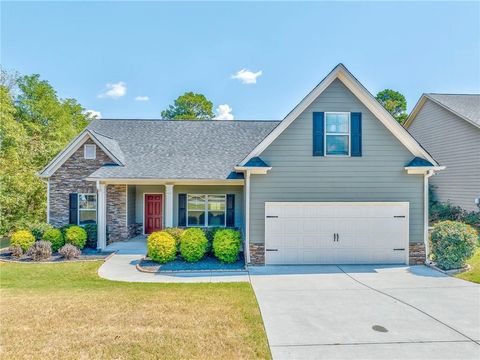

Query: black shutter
left=69, top=193, right=78, bottom=225
left=226, top=194, right=235, bottom=227
left=351, top=112, right=362, bottom=157
left=313, top=112, right=324, bottom=156
left=178, top=194, right=186, bottom=227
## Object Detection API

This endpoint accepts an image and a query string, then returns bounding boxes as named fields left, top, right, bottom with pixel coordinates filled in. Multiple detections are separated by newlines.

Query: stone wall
left=249, top=243, right=265, bottom=265
left=409, top=243, right=426, bottom=265
left=106, top=185, right=129, bottom=243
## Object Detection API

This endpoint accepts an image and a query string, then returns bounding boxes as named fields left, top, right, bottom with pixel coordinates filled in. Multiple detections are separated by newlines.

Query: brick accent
left=409, top=243, right=426, bottom=265
left=249, top=243, right=265, bottom=265
left=106, top=185, right=129, bottom=244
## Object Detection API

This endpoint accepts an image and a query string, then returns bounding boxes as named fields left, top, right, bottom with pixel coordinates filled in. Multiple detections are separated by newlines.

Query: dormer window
left=84, top=144, right=96, bottom=159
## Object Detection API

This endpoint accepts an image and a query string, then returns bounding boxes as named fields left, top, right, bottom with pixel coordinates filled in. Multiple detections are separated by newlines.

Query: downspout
left=424, top=170, right=435, bottom=263
left=245, top=170, right=251, bottom=264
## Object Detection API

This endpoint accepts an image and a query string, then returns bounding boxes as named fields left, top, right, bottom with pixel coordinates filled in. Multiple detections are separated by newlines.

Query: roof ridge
left=97, top=118, right=281, bottom=123
left=426, top=93, right=480, bottom=96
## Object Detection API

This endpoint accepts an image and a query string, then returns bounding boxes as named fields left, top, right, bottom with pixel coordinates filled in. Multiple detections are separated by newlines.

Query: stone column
left=165, top=184, right=174, bottom=228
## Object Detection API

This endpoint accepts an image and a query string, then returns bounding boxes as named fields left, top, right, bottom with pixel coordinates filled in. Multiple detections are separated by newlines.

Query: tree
left=161, top=92, right=214, bottom=120
left=376, top=89, right=408, bottom=124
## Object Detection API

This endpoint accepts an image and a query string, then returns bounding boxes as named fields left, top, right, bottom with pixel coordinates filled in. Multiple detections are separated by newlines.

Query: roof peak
left=95, top=118, right=281, bottom=123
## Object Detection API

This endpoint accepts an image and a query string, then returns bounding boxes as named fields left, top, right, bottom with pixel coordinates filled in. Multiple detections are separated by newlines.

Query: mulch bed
left=0, top=247, right=113, bottom=263
left=138, top=253, right=246, bottom=273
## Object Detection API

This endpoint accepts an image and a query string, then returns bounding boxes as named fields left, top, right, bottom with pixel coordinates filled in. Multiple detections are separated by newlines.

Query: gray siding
left=408, top=99, right=480, bottom=211
left=250, top=79, right=425, bottom=245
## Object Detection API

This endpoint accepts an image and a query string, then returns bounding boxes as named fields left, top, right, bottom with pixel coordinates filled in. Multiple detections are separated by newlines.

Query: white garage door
left=265, top=202, right=409, bottom=265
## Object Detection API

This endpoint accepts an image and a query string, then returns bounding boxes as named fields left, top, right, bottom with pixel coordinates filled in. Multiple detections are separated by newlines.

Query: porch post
left=97, top=182, right=107, bottom=250
left=245, top=171, right=251, bottom=264
left=165, top=184, right=174, bottom=228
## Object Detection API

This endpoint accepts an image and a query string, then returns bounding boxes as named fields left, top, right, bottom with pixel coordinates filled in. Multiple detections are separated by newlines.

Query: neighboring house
left=405, top=94, right=480, bottom=212
left=38, top=64, right=444, bottom=265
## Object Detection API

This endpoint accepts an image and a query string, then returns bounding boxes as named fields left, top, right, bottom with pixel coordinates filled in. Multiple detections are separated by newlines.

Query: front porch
left=104, top=235, right=147, bottom=254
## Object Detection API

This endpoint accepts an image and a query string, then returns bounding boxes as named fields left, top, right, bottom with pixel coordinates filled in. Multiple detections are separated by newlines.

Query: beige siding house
left=405, top=94, right=480, bottom=211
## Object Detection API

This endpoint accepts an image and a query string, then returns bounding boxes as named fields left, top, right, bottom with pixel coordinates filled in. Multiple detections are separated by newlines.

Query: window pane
left=326, top=135, right=349, bottom=155
left=326, top=113, right=349, bottom=133
left=188, top=211, right=205, bottom=226
left=79, top=210, right=96, bottom=225
left=207, top=195, right=226, bottom=211
left=79, top=194, right=96, bottom=210
left=188, top=195, right=206, bottom=211
left=208, top=211, right=225, bottom=226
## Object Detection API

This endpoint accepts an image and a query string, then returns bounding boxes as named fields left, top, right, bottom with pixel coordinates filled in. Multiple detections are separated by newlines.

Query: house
left=405, top=94, right=480, bottom=212
left=38, top=64, right=444, bottom=265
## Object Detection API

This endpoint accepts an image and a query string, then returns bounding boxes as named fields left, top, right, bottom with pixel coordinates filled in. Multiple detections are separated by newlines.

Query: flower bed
left=0, top=247, right=112, bottom=263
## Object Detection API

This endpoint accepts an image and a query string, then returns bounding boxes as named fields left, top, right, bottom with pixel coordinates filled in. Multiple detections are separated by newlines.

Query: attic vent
left=84, top=144, right=96, bottom=160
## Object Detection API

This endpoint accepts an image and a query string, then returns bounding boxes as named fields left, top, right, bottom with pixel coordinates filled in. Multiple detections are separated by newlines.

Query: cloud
left=231, top=69, right=262, bottom=84
left=214, top=104, right=234, bottom=120
left=135, top=96, right=149, bottom=101
left=98, top=81, right=127, bottom=99
left=84, top=109, right=102, bottom=119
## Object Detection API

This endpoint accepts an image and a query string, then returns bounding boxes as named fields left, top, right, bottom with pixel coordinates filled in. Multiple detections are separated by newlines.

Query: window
left=187, top=194, right=226, bottom=227
left=84, top=144, right=96, bottom=159
left=78, top=194, right=97, bottom=225
left=325, top=112, right=350, bottom=156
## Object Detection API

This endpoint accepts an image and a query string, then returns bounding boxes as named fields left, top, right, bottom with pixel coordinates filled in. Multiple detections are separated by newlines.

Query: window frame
left=324, top=112, right=351, bottom=157
left=84, top=144, right=97, bottom=160
left=78, top=193, right=97, bottom=226
left=186, top=194, right=227, bottom=227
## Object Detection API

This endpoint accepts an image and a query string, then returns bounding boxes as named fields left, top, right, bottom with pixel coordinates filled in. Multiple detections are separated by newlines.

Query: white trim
left=96, top=182, right=107, bottom=250
left=239, top=64, right=439, bottom=167
left=186, top=194, right=227, bottom=227
left=143, top=193, right=164, bottom=235
left=424, top=170, right=434, bottom=263
left=324, top=112, right=351, bottom=157
left=165, top=184, right=174, bottom=228
left=77, top=193, right=97, bottom=226
left=233, top=166, right=271, bottom=175
left=85, top=178, right=244, bottom=185
left=84, top=144, right=96, bottom=160
left=405, top=166, right=445, bottom=175
left=125, top=184, right=129, bottom=228
left=244, top=171, right=251, bottom=264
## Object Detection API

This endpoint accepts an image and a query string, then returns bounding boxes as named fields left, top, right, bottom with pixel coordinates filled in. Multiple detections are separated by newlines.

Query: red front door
left=145, top=194, right=163, bottom=234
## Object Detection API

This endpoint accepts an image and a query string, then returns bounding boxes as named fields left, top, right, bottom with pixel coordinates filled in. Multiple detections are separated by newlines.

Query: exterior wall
left=408, top=99, right=480, bottom=211
left=127, top=185, right=136, bottom=225
left=249, top=79, right=425, bottom=254
left=106, top=184, right=129, bottom=243
left=49, top=139, right=112, bottom=227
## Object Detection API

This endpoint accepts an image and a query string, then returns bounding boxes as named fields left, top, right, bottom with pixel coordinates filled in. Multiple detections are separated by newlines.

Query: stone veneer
left=409, top=243, right=426, bottom=265
left=249, top=243, right=265, bottom=265
left=106, top=184, right=129, bottom=244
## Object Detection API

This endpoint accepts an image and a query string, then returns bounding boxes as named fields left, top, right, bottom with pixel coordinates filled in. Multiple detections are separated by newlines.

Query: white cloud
left=214, top=104, right=234, bottom=120
left=231, top=69, right=262, bottom=84
left=135, top=96, right=149, bottom=101
left=98, top=81, right=127, bottom=99
left=84, top=109, right=102, bottom=119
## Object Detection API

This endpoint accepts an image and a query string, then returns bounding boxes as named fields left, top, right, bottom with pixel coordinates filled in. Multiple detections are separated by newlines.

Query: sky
left=2, top=1, right=479, bottom=120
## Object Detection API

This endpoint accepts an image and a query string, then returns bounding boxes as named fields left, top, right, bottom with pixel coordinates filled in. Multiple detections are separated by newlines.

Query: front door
left=144, top=194, right=163, bottom=234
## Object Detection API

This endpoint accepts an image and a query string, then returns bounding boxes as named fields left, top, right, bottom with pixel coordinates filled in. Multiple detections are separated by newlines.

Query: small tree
left=376, top=89, right=408, bottom=125
left=161, top=92, right=214, bottom=120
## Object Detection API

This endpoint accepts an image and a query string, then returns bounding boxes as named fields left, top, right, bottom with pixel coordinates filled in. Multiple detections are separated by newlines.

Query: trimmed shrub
left=431, top=221, right=478, bottom=270
left=58, top=244, right=81, bottom=260
left=28, top=222, right=53, bottom=241
left=163, top=227, right=184, bottom=249
left=10, top=230, right=35, bottom=252
left=83, top=224, right=98, bottom=249
left=205, top=227, right=222, bottom=253
left=9, top=245, right=23, bottom=258
left=26, top=240, right=52, bottom=261
left=213, top=229, right=242, bottom=263
left=180, top=228, right=208, bottom=262
left=65, top=226, right=87, bottom=249
left=147, top=231, right=177, bottom=264
left=42, top=228, right=64, bottom=252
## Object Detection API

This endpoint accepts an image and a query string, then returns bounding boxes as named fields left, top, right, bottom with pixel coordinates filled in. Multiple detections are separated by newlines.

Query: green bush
left=28, top=222, right=52, bottom=241
left=431, top=221, right=478, bottom=270
left=180, top=228, right=208, bottom=262
left=42, top=228, right=64, bottom=252
left=64, top=226, right=87, bottom=249
left=147, top=231, right=177, bottom=263
left=163, top=227, right=184, bottom=249
left=430, top=201, right=480, bottom=227
left=205, top=227, right=222, bottom=253
left=212, top=229, right=241, bottom=263
left=83, top=224, right=98, bottom=249
left=10, top=230, right=35, bottom=251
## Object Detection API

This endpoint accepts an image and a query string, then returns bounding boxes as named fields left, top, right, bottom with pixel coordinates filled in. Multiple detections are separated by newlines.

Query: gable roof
left=82, top=119, right=279, bottom=180
left=405, top=93, right=480, bottom=129
left=239, top=63, right=439, bottom=167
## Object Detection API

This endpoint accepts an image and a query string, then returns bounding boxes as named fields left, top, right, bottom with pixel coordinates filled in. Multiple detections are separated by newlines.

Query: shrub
left=42, top=228, right=64, bottom=252
left=9, top=245, right=23, bottom=258
left=147, top=231, right=177, bottom=263
left=65, top=226, right=87, bottom=249
left=10, top=230, right=35, bottom=252
left=205, top=227, right=222, bottom=253
left=26, top=240, right=52, bottom=261
left=83, top=224, right=98, bottom=249
left=430, top=201, right=480, bottom=227
left=163, top=227, right=184, bottom=249
left=58, top=244, right=81, bottom=260
left=213, top=229, right=242, bottom=263
left=180, top=228, right=208, bottom=262
left=431, top=221, right=478, bottom=270
left=28, top=222, right=53, bottom=241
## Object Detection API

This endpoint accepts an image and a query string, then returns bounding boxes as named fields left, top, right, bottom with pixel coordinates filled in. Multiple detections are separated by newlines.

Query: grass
left=456, top=248, right=480, bottom=284
left=0, top=261, right=270, bottom=359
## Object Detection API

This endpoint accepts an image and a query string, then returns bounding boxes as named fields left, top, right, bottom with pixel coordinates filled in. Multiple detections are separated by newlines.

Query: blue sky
left=2, top=1, right=479, bottom=120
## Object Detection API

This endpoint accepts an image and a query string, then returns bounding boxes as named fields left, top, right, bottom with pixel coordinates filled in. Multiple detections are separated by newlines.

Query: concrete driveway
left=249, top=265, right=480, bottom=360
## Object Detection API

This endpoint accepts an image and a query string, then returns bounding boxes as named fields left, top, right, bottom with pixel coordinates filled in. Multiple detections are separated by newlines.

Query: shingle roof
left=86, top=119, right=280, bottom=180
left=427, top=94, right=480, bottom=127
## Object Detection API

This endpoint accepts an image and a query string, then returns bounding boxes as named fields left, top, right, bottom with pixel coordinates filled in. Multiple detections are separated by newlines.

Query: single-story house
left=38, top=64, right=444, bottom=265
left=404, top=93, right=479, bottom=211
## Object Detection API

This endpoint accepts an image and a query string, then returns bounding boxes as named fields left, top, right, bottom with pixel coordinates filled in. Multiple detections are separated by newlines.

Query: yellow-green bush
left=10, top=230, right=35, bottom=251
left=163, top=227, right=184, bottom=249
left=65, top=226, right=87, bottom=249
left=180, top=228, right=208, bottom=262
left=147, top=231, right=177, bottom=263
left=213, top=229, right=241, bottom=263
left=42, top=228, right=64, bottom=252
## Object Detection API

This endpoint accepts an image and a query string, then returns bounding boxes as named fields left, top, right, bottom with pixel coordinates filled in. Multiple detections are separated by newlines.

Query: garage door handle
left=393, top=248, right=405, bottom=251
left=266, top=216, right=278, bottom=218
left=266, top=249, right=278, bottom=252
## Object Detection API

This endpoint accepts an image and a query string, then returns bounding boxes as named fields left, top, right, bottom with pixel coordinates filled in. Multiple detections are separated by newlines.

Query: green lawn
left=0, top=261, right=270, bottom=359
left=456, top=248, right=480, bottom=284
